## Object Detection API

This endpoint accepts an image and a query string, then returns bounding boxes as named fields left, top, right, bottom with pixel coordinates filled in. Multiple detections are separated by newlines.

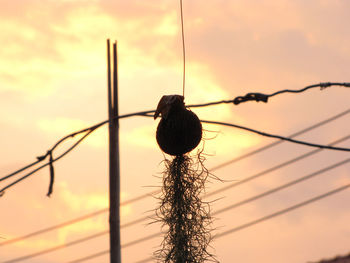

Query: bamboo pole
left=107, top=39, right=121, bottom=263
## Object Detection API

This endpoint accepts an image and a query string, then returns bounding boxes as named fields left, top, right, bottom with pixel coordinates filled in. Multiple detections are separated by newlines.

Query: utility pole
left=107, top=39, right=121, bottom=263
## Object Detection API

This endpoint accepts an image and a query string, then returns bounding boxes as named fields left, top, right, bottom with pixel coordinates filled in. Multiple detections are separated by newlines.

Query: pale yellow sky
left=0, top=0, right=349, bottom=262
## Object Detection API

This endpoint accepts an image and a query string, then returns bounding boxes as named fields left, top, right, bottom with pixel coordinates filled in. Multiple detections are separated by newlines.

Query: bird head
left=154, top=95, right=185, bottom=120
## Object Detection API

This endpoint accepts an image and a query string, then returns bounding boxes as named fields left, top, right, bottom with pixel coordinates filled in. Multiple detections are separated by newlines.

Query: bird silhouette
left=154, top=95, right=202, bottom=156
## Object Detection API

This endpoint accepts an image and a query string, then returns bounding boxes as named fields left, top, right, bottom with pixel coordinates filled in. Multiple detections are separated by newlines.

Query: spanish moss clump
left=154, top=153, right=217, bottom=263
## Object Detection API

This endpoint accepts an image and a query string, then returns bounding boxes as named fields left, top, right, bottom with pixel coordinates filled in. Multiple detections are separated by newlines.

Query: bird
left=154, top=95, right=202, bottom=156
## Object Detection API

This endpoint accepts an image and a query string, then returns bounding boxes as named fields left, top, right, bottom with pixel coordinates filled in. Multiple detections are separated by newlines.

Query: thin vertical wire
left=180, top=0, right=186, bottom=97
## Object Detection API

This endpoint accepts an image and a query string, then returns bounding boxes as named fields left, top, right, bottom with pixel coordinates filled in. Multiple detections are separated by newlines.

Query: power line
left=269, top=82, right=350, bottom=97
left=0, top=113, right=147, bottom=184
left=70, top=183, right=350, bottom=263
left=0, top=110, right=156, bottom=185
left=212, top=157, right=350, bottom=215
left=67, top=250, right=109, bottom=263
left=3, top=116, right=348, bottom=198
left=6, top=150, right=350, bottom=263
left=0, top=192, right=152, bottom=247
left=201, top=120, right=350, bottom=152
left=214, top=183, right=350, bottom=238
left=55, top=157, right=350, bottom=258
left=0, top=126, right=350, bottom=250
left=2, top=217, right=151, bottom=263
left=0, top=209, right=107, bottom=247
left=2, top=85, right=348, bottom=185
left=2, top=231, right=108, bottom=263
left=206, top=134, right=350, bottom=197
left=0, top=113, right=152, bottom=195
left=62, top=134, right=345, bottom=258
left=0, top=129, right=95, bottom=195
left=66, top=233, right=160, bottom=263
left=232, top=82, right=350, bottom=105
left=1, top=89, right=349, bottom=195
left=0, top=159, right=43, bottom=183
left=0, top=107, right=350, bottom=262
left=210, top=108, right=350, bottom=171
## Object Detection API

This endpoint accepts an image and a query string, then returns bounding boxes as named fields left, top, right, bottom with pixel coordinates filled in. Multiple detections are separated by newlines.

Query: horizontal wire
left=0, top=112, right=149, bottom=183
left=202, top=120, right=350, bottom=152
left=3, top=114, right=348, bottom=197
left=214, top=183, right=350, bottom=238
left=206, top=134, right=350, bottom=198
left=6, top=144, right=350, bottom=263
left=2, top=82, right=348, bottom=184
left=66, top=233, right=161, bottom=263
left=71, top=183, right=350, bottom=263
left=1, top=92, right=349, bottom=196
left=2, top=231, right=108, bottom=263
left=0, top=208, right=108, bottom=247
left=0, top=192, right=153, bottom=247
left=2, top=216, right=151, bottom=263
left=209, top=108, right=350, bottom=171
left=67, top=250, right=109, bottom=263
left=1, top=110, right=349, bottom=246
left=232, top=82, right=350, bottom=105
left=0, top=129, right=95, bottom=194
left=269, top=82, right=350, bottom=97
left=0, top=97, right=348, bottom=261
left=0, top=159, right=43, bottom=183
left=212, top=157, right=350, bottom=215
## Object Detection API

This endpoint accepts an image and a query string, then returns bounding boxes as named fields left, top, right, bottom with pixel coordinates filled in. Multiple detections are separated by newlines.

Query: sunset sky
left=1, top=0, right=350, bottom=262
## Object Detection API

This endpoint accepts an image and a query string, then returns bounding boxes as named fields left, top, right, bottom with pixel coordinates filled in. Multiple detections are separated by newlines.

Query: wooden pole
left=107, top=39, right=121, bottom=263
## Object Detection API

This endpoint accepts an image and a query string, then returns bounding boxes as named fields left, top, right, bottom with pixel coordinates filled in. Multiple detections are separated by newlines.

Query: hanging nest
left=154, top=95, right=202, bottom=156
left=153, top=95, right=217, bottom=263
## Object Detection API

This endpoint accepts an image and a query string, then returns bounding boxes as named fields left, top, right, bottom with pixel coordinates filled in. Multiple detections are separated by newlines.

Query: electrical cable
left=210, top=108, right=350, bottom=171
left=2, top=231, right=108, bottom=263
left=0, top=125, right=350, bottom=246
left=206, top=134, right=350, bottom=198
left=214, top=183, right=350, bottom=238
left=6, top=151, right=350, bottom=263
left=0, top=112, right=149, bottom=184
left=201, top=120, right=350, bottom=152
left=212, top=157, right=350, bottom=215
left=2, top=87, right=348, bottom=184
left=232, top=82, right=350, bottom=105
left=67, top=250, right=109, bottom=263
left=66, top=233, right=160, bottom=263
left=0, top=192, right=152, bottom=247
left=0, top=129, right=95, bottom=195
left=0, top=106, right=350, bottom=262
left=69, top=183, right=350, bottom=263
left=268, top=82, right=350, bottom=97
left=0, top=159, right=44, bottom=183
left=4, top=114, right=348, bottom=196
left=1, top=216, right=151, bottom=263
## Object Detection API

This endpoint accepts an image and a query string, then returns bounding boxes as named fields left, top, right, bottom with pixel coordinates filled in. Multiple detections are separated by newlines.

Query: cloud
left=0, top=181, right=131, bottom=252
left=1, top=1, right=349, bottom=262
